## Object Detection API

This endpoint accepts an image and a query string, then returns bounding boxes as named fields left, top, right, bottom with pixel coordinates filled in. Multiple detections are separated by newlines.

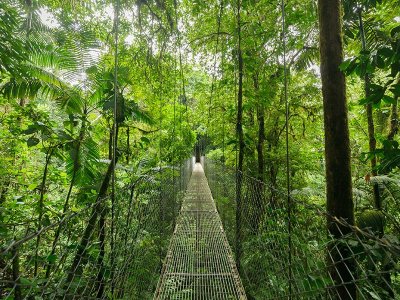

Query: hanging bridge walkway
left=155, top=163, right=246, bottom=299
left=1, top=158, right=399, bottom=299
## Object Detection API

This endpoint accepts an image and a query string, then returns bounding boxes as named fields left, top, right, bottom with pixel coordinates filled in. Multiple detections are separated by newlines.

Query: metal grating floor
left=154, top=163, right=247, bottom=300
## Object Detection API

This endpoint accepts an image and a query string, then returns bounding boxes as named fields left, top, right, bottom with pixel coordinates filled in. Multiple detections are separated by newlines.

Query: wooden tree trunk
left=318, top=0, right=356, bottom=298
left=235, top=0, right=244, bottom=270
left=358, top=9, right=381, bottom=209
left=359, top=10, right=394, bottom=297
left=126, top=127, right=131, bottom=164
left=65, top=143, right=119, bottom=291
left=253, top=73, right=265, bottom=232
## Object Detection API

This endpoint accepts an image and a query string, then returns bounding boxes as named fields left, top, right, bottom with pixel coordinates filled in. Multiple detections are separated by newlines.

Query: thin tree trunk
left=109, top=128, right=113, bottom=160
left=235, top=0, right=244, bottom=270
left=358, top=9, right=381, bottom=210
left=367, top=100, right=382, bottom=209
left=65, top=153, right=119, bottom=289
left=254, top=73, right=265, bottom=232
left=265, top=76, right=284, bottom=206
left=126, top=127, right=130, bottom=164
left=359, top=10, right=394, bottom=296
left=46, top=118, right=87, bottom=278
left=388, top=101, right=398, bottom=140
left=110, top=123, right=119, bottom=296
left=387, top=77, right=399, bottom=140
left=318, top=0, right=356, bottom=298
left=34, top=148, right=53, bottom=277
left=254, top=74, right=265, bottom=183
left=95, top=208, right=106, bottom=298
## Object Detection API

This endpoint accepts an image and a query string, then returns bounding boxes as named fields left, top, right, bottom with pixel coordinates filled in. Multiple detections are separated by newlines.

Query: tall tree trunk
left=254, top=74, right=265, bottom=182
left=358, top=9, right=381, bottom=210
left=265, top=74, right=283, bottom=206
left=235, top=0, right=244, bottom=270
left=318, top=0, right=356, bottom=298
left=253, top=73, right=265, bottom=232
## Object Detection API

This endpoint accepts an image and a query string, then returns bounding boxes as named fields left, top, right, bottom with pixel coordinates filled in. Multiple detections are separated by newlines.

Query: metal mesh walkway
left=154, top=163, right=247, bottom=300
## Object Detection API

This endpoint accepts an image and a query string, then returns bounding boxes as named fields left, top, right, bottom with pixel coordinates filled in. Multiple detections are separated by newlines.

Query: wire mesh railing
left=0, top=158, right=194, bottom=300
left=203, top=158, right=400, bottom=299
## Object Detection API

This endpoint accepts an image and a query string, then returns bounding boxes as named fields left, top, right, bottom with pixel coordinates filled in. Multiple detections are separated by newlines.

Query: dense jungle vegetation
left=0, top=0, right=400, bottom=299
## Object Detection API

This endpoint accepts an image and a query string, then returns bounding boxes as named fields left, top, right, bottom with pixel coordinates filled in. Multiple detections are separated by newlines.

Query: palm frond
left=0, top=3, right=28, bottom=76
left=66, top=135, right=100, bottom=186
left=292, top=47, right=319, bottom=71
left=126, top=101, right=155, bottom=125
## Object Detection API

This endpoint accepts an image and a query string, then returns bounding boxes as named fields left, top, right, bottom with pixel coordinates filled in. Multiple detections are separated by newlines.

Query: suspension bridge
left=155, top=163, right=246, bottom=299
left=1, top=156, right=399, bottom=299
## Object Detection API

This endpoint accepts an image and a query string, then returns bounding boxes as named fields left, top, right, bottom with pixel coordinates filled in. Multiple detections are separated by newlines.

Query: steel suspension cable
left=281, top=0, right=292, bottom=298
left=111, top=0, right=120, bottom=295
left=157, top=24, right=164, bottom=266
left=172, top=2, right=180, bottom=225
left=221, top=38, right=227, bottom=162
left=174, top=0, right=191, bottom=147
left=207, top=0, right=224, bottom=128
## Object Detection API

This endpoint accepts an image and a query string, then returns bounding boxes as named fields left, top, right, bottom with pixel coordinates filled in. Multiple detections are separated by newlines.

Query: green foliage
left=357, top=209, right=386, bottom=232
left=0, top=0, right=399, bottom=299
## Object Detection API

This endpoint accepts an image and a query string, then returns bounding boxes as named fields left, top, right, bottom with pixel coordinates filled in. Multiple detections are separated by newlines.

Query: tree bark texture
left=235, top=0, right=244, bottom=270
left=318, top=0, right=356, bottom=298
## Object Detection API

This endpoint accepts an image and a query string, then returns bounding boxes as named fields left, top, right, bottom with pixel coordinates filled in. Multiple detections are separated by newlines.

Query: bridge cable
left=111, top=0, right=120, bottom=295
left=202, top=0, right=224, bottom=163
left=176, top=22, right=188, bottom=125
left=174, top=0, right=190, bottom=165
left=281, top=0, right=293, bottom=298
left=221, top=38, right=227, bottom=162
left=156, top=17, right=166, bottom=266
left=233, top=29, right=239, bottom=266
left=173, top=0, right=179, bottom=227
left=207, top=0, right=224, bottom=129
